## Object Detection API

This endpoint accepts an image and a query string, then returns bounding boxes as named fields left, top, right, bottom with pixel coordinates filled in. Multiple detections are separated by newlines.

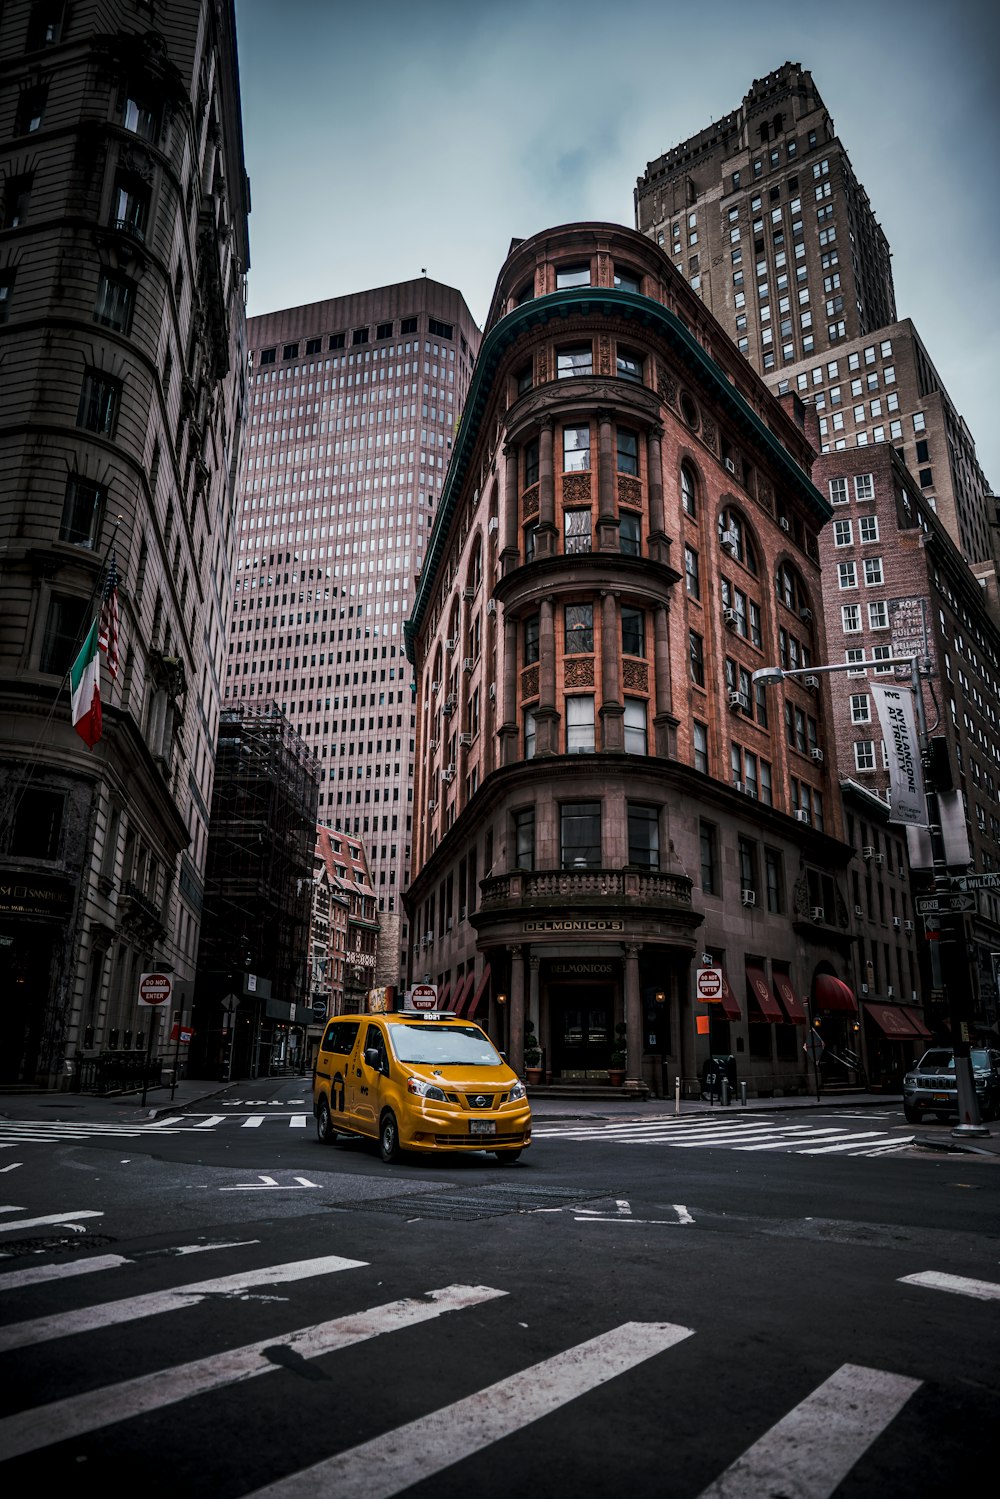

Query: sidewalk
left=1, top=1077, right=997, bottom=1155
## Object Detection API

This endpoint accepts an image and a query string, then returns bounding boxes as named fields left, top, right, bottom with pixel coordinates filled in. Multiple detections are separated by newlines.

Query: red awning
left=814, top=974, right=858, bottom=1014
left=437, top=980, right=452, bottom=1011
left=719, top=968, right=742, bottom=1021
left=466, top=963, right=491, bottom=1021
left=772, top=971, right=807, bottom=1023
left=451, top=973, right=474, bottom=1017
left=900, top=1005, right=933, bottom=1038
left=746, top=964, right=784, bottom=1022
left=864, top=1001, right=920, bottom=1038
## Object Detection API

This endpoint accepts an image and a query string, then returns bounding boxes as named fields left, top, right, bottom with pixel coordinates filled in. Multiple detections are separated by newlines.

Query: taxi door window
left=365, top=1024, right=389, bottom=1075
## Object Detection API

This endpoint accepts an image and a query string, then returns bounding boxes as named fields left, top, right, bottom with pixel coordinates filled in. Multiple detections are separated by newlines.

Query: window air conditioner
left=445, top=637, right=456, bottom=652
left=486, top=599, right=497, bottom=616
left=441, top=768, right=454, bottom=784
left=488, top=517, right=499, bottom=535
left=721, top=529, right=739, bottom=554
left=860, top=982, right=869, bottom=994
left=429, top=737, right=439, bottom=751
left=428, top=799, right=437, bottom=812
left=724, top=457, right=737, bottom=474
left=904, top=920, right=913, bottom=933
left=862, top=846, right=875, bottom=860
left=446, top=916, right=453, bottom=930
left=462, top=657, right=474, bottom=672
left=431, top=679, right=440, bottom=693
left=741, top=888, right=756, bottom=907
left=779, top=516, right=790, bottom=531
left=723, top=607, right=739, bottom=629
left=488, top=683, right=496, bottom=700
left=810, top=906, right=825, bottom=921
left=887, top=984, right=894, bottom=997
left=463, top=586, right=475, bottom=600
left=728, top=690, right=747, bottom=710
left=794, top=809, right=810, bottom=823
left=874, top=854, right=885, bottom=867
left=733, top=779, right=745, bottom=794
left=810, top=747, right=824, bottom=763
left=803, top=675, right=819, bottom=691
left=799, top=608, right=813, bottom=623
left=459, top=732, right=472, bottom=746
left=443, top=695, right=456, bottom=715
left=892, top=916, right=901, bottom=928
left=854, top=904, right=863, bottom=916
left=743, top=785, right=758, bottom=799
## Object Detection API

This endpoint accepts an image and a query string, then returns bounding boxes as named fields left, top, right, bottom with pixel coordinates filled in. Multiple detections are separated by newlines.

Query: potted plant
left=523, top=1024, right=542, bottom=1085
left=608, top=1023, right=627, bottom=1086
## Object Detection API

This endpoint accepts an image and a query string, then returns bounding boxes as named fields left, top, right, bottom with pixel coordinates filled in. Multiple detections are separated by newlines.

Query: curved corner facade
left=405, top=222, right=857, bottom=1098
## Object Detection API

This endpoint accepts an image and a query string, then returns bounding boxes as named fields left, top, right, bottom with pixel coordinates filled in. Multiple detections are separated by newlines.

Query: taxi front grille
left=434, top=1131, right=526, bottom=1146
left=461, top=1093, right=497, bottom=1109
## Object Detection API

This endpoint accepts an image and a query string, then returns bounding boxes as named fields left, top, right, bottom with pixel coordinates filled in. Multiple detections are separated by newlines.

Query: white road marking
left=0, top=1254, right=132, bottom=1290
left=194, top=1116, right=226, bottom=1129
left=733, top=1129, right=880, bottom=1152
left=163, top=1240, right=261, bottom=1257
left=242, top=1116, right=266, bottom=1128
left=0, top=1252, right=367, bottom=1353
left=290, top=1115, right=308, bottom=1129
left=0, top=1163, right=23, bottom=1173
left=899, top=1270, right=1000, bottom=1301
left=0, top=1210, right=103, bottom=1235
left=0, top=1284, right=506, bottom=1461
left=796, top=1132, right=893, bottom=1154
left=696, top=1362, right=921, bottom=1499
left=221, top=1177, right=319, bottom=1192
left=244, top=1320, right=695, bottom=1499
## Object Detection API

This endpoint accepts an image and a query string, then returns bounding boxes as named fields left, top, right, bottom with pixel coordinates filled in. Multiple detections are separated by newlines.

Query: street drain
left=330, top=1184, right=609, bottom=1221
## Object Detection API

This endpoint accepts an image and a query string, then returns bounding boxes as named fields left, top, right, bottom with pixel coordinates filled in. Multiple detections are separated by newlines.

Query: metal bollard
left=721, top=1079, right=730, bottom=1107
left=740, top=1080, right=747, bottom=1107
left=675, top=1074, right=681, bottom=1115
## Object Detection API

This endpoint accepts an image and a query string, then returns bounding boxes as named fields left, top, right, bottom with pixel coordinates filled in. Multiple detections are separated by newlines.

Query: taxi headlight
left=406, top=1078, right=447, bottom=1102
left=508, top=1080, right=527, bottom=1102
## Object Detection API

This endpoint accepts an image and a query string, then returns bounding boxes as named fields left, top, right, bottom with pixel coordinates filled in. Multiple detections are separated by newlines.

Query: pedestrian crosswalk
left=0, top=1242, right=990, bottom=1491
left=531, top=1115, right=915, bottom=1157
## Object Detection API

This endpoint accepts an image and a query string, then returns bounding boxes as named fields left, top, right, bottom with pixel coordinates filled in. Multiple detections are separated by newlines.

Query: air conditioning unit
left=442, top=695, right=456, bottom=715
left=887, top=984, right=894, bottom=997
left=803, top=675, right=819, bottom=691
left=874, top=854, right=885, bottom=867
left=721, top=528, right=739, bottom=554
left=488, top=683, right=496, bottom=700
left=428, top=799, right=437, bottom=812
left=462, top=657, right=474, bottom=672
left=862, top=846, right=875, bottom=860
left=429, top=736, right=439, bottom=751
left=445, top=637, right=456, bottom=652
left=860, top=982, right=869, bottom=994
left=431, top=679, right=441, bottom=694
left=441, top=768, right=454, bottom=784
left=904, top=920, right=913, bottom=933
left=741, top=888, right=757, bottom=907
left=486, top=599, right=497, bottom=616
left=810, top=906, right=825, bottom=921
left=459, top=732, right=472, bottom=746
left=733, top=779, right=745, bottom=794
left=892, top=916, right=901, bottom=929
left=488, top=517, right=499, bottom=535
left=723, top=607, right=739, bottom=629
left=810, top=748, right=824, bottom=763
left=446, top=916, right=453, bottom=930
left=424, top=931, right=433, bottom=945
left=743, top=785, right=758, bottom=799
left=799, top=608, right=813, bottom=623
left=463, top=586, right=475, bottom=601
left=728, top=690, right=748, bottom=710
left=779, top=516, right=790, bottom=532
left=724, top=457, right=737, bottom=474
left=854, top=904, right=863, bottom=916
left=794, top=809, right=810, bottom=823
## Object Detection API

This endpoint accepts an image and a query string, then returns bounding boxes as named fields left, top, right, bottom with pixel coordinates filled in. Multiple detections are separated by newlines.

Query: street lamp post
left=753, top=653, right=986, bottom=1136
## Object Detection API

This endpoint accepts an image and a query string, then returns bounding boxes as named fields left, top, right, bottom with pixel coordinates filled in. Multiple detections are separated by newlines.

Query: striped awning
left=900, top=1005, right=932, bottom=1038
left=746, top=964, right=784, bottom=1022
left=451, top=973, right=475, bottom=1017
left=719, top=968, right=742, bottom=1021
left=466, top=963, right=491, bottom=1021
left=864, top=1001, right=921, bottom=1039
left=772, top=970, right=807, bottom=1023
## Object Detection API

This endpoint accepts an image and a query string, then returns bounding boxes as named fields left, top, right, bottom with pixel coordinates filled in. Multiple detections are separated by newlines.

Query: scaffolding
left=192, top=702, right=319, bottom=1078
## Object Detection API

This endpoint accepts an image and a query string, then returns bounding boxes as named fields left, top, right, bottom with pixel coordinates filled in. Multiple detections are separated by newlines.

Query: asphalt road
left=1, top=1082, right=997, bottom=1497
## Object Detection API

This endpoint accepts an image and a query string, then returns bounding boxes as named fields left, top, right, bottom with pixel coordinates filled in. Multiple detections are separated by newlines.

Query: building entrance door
left=550, top=986, right=614, bottom=1078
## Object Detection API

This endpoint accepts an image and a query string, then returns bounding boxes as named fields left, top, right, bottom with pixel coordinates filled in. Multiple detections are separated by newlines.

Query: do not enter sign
left=696, top=966, right=723, bottom=1003
left=138, top=971, right=173, bottom=1007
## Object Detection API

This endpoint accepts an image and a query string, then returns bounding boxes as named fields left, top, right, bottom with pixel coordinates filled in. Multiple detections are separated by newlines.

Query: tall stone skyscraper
left=0, top=0, right=250, bottom=1086
left=230, top=280, right=480, bottom=986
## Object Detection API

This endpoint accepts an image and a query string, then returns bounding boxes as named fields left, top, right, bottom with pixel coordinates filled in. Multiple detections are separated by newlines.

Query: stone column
left=624, top=943, right=643, bottom=1090
left=646, top=423, right=669, bottom=563
left=501, top=442, right=520, bottom=574
left=596, top=409, right=618, bottom=550
left=652, top=600, right=678, bottom=757
left=536, top=419, right=557, bottom=558
left=534, top=596, right=560, bottom=755
left=599, top=590, right=624, bottom=751
left=499, top=611, right=520, bottom=764
left=510, top=944, right=525, bottom=1076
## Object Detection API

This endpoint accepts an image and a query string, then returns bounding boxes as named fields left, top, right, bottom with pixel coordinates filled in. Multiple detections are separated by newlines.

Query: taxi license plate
left=470, top=1120, right=496, bottom=1135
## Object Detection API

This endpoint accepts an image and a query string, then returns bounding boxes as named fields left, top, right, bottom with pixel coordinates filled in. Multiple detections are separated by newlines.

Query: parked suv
left=902, top=1047, right=1000, bottom=1123
left=312, top=1011, right=531, bottom=1163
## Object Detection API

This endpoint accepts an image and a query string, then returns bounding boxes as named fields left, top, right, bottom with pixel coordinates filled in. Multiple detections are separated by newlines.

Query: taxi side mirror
left=364, top=1046, right=381, bottom=1070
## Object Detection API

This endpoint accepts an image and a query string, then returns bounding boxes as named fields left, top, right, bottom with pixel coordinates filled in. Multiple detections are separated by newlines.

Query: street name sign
left=137, top=971, right=173, bottom=1007
left=950, top=873, right=1000, bottom=892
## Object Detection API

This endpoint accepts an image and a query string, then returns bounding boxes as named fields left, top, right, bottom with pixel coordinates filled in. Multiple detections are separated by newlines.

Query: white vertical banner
left=871, top=682, right=924, bottom=825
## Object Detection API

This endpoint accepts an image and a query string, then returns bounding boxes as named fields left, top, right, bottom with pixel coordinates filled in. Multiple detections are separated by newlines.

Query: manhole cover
left=330, top=1185, right=608, bottom=1221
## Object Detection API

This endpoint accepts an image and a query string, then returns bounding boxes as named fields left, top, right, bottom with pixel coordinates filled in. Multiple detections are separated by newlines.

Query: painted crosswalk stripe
left=795, top=1132, right=891, bottom=1154
left=733, top=1129, right=880, bottom=1152
left=0, top=1283, right=505, bottom=1461
left=0, top=1252, right=367, bottom=1353
left=244, top=1319, right=694, bottom=1499
left=696, top=1362, right=920, bottom=1498
left=0, top=1210, right=103, bottom=1235
left=290, top=1115, right=308, bottom=1129
left=0, top=1255, right=131, bottom=1291
left=899, top=1271, right=1000, bottom=1301
left=242, top=1115, right=266, bottom=1128
left=194, top=1116, right=227, bottom=1129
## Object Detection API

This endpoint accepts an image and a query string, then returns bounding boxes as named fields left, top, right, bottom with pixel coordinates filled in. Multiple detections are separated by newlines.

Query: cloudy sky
left=234, top=0, right=1000, bottom=486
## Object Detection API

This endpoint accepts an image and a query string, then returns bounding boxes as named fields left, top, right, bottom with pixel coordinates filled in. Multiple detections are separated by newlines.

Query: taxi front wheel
left=379, top=1110, right=401, bottom=1164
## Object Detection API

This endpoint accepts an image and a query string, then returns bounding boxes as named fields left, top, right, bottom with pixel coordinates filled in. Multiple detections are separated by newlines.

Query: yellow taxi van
left=312, top=1010, right=532, bottom=1164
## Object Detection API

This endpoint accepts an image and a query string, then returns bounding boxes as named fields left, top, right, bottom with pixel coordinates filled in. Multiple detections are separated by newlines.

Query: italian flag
left=70, top=619, right=102, bottom=748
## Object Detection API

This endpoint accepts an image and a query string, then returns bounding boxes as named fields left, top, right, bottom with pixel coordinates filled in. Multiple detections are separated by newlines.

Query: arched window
left=775, top=562, right=809, bottom=615
left=680, top=462, right=697, bottom=518
left=718, top=507, right=758, bottom=574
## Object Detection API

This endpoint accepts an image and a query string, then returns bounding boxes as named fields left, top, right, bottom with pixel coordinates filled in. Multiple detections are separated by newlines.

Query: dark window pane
left=561, top=801, right=601, bottom=868
left=565, top=603, right=593, bottom=653
left=59, top=476, right=103, bottom=547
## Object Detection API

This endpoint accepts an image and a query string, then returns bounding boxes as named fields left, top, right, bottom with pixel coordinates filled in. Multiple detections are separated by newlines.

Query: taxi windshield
left=388, top=1024, right=502, bottom=1068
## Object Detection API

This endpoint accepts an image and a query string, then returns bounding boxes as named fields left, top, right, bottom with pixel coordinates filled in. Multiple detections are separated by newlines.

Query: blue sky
left=234, top=0, right=1000, bottom=486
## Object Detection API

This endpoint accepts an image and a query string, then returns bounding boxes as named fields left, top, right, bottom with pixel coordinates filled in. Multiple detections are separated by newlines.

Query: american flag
left=98, top=551, right=120, bottom=679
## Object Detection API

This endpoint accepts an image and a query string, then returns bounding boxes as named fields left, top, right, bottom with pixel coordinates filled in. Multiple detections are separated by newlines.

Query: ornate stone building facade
left=0, top=0, right=250, bottom=1085
left=404, top=223, right=864, bottom=1098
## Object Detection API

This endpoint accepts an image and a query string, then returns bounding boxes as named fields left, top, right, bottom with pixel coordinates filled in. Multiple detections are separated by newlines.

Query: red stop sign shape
left=138, top=972, right=173, bottom=1006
